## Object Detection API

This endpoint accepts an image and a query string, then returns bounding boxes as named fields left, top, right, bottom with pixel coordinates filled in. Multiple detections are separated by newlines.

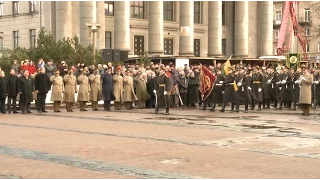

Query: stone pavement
left=0, top=107, right=320, bottom=178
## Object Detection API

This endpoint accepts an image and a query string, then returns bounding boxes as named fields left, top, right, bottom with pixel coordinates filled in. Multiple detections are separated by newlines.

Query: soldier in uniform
left=264, top=67, right=279, bottom=109
left=234, top=68, right=251, bottom=113
left=63, top=69, right=77, bottom=112
left=210, top=69, right=224, bottom=112
left=77, top=69, right=90, bottom=111
left=292, top=67, right=302, bottom=110
left=50, top=69, right=64, bottom=112
left=278, top=66, right=294, bottom=110
left=312, top=68, right=320, bottom=109
left=89, top=69, right=102, bottom=111
left=249, top=66, right=264, bottom=111
left=154, top=67, right=171, bottom=115
left=299, top=66, right=313, bottom=116
left=220, top=67, right=235, bottom=112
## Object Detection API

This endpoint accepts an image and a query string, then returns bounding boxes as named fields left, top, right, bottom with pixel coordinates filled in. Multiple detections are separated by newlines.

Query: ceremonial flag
left=199, top=64, right=216, bottom=101
left=221, top=54, right=238, bottom=91
left=286, top=53, right=300, bottom=70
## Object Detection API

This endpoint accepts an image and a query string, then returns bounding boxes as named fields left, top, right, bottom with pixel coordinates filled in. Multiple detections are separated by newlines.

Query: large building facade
left=0, top=1, right=275, bottom=60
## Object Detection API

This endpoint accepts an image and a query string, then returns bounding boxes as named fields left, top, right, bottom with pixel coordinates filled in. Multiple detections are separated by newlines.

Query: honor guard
left=249, top=66, right=264, bottom=111
left=154, top=67, right=172, bottom=115
left=264, top=67, right=279, bottom=109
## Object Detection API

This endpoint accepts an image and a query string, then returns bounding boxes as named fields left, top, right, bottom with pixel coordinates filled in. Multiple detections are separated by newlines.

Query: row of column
left=56, top=1, right=274, bottom=57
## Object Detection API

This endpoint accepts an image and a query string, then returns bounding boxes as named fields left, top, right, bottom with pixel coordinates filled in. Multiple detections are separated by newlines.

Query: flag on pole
left=221, top=54, right=238, bottom=91
left=199, top=64, right=216, bottom=101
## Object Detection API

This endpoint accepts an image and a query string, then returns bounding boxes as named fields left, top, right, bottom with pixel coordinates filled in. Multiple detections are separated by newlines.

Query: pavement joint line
left=0, top=146, right=203, bottom=179
left=1, top=122, right=320, bottom=161
left=29, top=114, right=320, bottom=141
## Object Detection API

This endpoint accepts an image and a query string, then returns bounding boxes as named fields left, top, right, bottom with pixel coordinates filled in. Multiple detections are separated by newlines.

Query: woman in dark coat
left=101, top=68, right=115, bottom=111
left=18, top=70, right=35, bottom=114
left=187, top=71, right=199, bottom=107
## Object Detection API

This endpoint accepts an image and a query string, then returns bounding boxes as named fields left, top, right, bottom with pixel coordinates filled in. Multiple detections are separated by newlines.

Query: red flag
left=199, top=64, right=216, bottom=101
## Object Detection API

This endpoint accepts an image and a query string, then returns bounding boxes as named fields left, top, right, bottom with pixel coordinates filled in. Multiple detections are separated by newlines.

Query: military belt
left=253, top=81, right=261, bottom=84
left=159, top=84, right=166, bottom=87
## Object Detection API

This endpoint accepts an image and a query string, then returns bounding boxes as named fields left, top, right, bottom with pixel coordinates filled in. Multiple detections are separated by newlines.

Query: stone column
left=114, top=1, right=130, bottom=51
left=208, top=1, right=222, bottom=57
left=234, top=1, right=248, bottom=57
left=248, top=1, right=258, bottom=58
left=80, top=1, right=94, bottom=46
left=259, top=1, right=273, bottom=56
left=179, top=1, right=194, bottom=56
left=148, top=1, right=164, bottom=55
left=55, top=1, right=72, bottom=40
left=72, top=1, right=80, bottom=37
left=97, top=1, right=105, bottom=50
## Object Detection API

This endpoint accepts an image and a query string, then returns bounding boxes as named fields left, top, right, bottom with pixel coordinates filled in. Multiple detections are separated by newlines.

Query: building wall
left=273, top=1, right=320, bottom=60
left=0, top=1, right=278, bottom=59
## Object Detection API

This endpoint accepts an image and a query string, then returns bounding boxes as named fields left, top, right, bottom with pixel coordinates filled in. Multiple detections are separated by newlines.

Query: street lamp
left=86, top=23, right=101, bottom=65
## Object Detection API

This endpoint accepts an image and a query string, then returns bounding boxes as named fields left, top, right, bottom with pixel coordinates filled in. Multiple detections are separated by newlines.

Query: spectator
left=11, top=60, right=20, bottom=75
left=44, top=59, right=56, bottom=77
left=28, top=61, right=37, bottom=75
left=59, top=61, right=68, bottom=77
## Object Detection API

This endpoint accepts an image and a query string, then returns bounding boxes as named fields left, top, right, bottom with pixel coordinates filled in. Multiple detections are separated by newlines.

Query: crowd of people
left=0, top=58, right=315, bottom=116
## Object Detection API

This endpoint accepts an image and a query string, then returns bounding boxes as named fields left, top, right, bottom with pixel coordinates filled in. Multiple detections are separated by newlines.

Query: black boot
left=220, top=103, right=226, bottom=112
left=201, top=101, right=207, bottom=110
left=244, top=104, right=248, bottom=113
left=210, top=103, right=216, bottom=112
left=293, top=101, right=297, bottom=110
left=266, top=102, right=271, bottom=109
left=235, top=104, right=240, bottom=112
left=250, top=103, right=255, bottom=110
left=230, top=103, right=235, bottom=112
left=165, top=107, right=169, bottom=115
left=257, top=102, right=261, bottom=111
left=155, top=105, right=159, bottom=114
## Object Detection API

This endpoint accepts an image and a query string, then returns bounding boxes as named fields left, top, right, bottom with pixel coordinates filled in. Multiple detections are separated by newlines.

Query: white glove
left=281, top=80, right=286, bottom=84
left=237, top=82, right=242, bottom=87
left=301, top=77, right=306, bottom=81
left=164, top=91, right=167, bottom=95
left=276, top=82, right=280, bottom=85
left=267, top=80, right=271, bottom=84
left=222, top=91, right=224, bottom=94
left=316, top=81, right=319, bottom=85
left=248, top=87, right=252, bottom=91
left=153, top=90, right=156, bottom=94
left=219, top=81, right=223, bottom=84
left=294, top=80, right=300, bottom=84
left=279, top=87, right=282, bottom=90
left=258, top=88, right=262, bottom=92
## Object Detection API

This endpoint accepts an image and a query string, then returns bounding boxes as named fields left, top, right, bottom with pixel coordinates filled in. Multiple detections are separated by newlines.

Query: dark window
left=163, top=1, right=173, bottom=21
left=194, top=1, right=201, bottom=24
left=134, top=35, right=144, bottom=55
left=105, top=31, right=111, bottom=49
left=131, top=1, right=145, bottom=19
left=104, top=1, right=114, bottom=16
left=194, top=39, right=200, bottom=57
left=222, top=39, right=226, bottom=55
left=12, top=1, right=19, bottom=15
left=30, top=29, right=36, bottom=48
left=306, top=43, right=309, bottom=53
left=0, top=1, right=3, bottom=17
left=13, top=31, right=19, bottom=49
left=30, top=1, right=36, bottom=13
left=164, top=38, right=173, bottom=55
left=222, top=2, right=226, bottom=25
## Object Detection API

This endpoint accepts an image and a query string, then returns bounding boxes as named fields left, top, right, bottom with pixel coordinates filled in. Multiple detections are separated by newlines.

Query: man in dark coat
left=250, top=66, right=264, bottom=111
left=292, top=67, right=302, bottom=110
left=154, top=67, right=172, bottom=115
left=279, top=66, right=293, bottom=110
left=0, top=70, right=9, bottom=114
left=35, top=67, right=51, bottom=113
left=18, top=70, right=35, bottom=114
left=101, top=68, right=114, bottom=111
left=178, top=71, right=188, bottom=107
left=235, top=68, right=251, bottom=113
left=210, top=69, right=224, bottom=112
left=220, top=67, right=236, bottom=112
left=7, top=69, right=19, bottom=114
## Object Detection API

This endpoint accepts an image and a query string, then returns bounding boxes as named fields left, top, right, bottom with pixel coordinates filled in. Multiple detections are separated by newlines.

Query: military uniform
left=210, top=74, right=224, bottom=111
left=279, top=70, right=293, bottom=109
left=264, top=71, right=279, bottom=109
left=299, top=68, right=313, bottom=116
left=234, top=72, right=251, bottom=113
left=312, top=72, right=320, bottom=109
left=220, top=68, right=235, bottom=112
left=250, top=67, right=264, bottom=111
left=155, top=70, right=172, bottom=115
left=292, top=71, right=302, bottom=110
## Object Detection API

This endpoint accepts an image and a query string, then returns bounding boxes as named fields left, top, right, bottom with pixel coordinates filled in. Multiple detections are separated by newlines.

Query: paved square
left=0, top=108, right=320, bottom=178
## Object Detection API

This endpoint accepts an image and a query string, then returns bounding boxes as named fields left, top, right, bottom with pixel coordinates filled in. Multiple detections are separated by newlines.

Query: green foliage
left=0, top=27, right=102, bottom=73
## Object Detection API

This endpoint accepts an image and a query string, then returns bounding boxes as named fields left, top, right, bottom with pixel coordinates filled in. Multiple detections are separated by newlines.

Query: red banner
left=199, top=65, right=216, bottom=101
